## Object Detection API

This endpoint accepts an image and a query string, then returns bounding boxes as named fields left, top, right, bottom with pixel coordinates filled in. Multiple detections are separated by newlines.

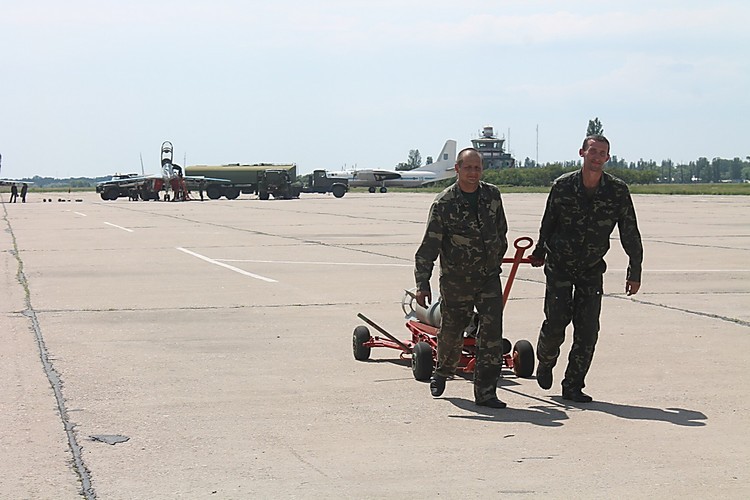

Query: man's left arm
left=494, top=191, right=509, bottom=266
left=415, top=202, right=443, bottom=304
left=618, top=190, right=643, bottom=294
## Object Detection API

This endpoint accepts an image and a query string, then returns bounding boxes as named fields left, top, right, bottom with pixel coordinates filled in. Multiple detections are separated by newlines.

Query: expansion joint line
left=3, top=205, right=96, bottom=499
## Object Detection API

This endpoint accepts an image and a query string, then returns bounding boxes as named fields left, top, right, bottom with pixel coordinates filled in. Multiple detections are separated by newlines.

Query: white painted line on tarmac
left=74, top=212, right=87, bottom=217
left=219, top=258, right=412, bottom=267
left=104, top=222, right=133, bottom=232
left=177, top=247, right=278, bottom=282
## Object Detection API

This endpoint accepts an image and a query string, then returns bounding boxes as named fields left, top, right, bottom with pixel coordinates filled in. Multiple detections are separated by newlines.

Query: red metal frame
left=361, top=236, right=534, bottom=374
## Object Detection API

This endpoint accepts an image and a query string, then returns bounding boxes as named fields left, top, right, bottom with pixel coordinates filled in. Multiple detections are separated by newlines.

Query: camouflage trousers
left=437, top=274, right=504, bottom=403
left=536, top=268, right=603, bottom=391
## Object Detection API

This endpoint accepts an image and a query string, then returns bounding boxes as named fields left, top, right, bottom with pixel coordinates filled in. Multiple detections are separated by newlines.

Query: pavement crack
left=611, top=294, right=750, bottom=328
left=34, top=301, right=387, bottom=314
left=3, top=205, right=96, bottom=500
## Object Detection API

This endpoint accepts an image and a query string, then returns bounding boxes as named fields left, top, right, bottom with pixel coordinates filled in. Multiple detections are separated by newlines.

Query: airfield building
left=471, top=125, right=515, bottom=169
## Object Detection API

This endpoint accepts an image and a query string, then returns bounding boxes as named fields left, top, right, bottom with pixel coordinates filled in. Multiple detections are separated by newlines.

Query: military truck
left=257, top=169, right=349, bottom=199
left=184, top=164, right=347, bottom=200
left=96, top=173, right=155, bottom=201
left=257, top=169, right=297, bottom=200
left=297, top=170, right=348, bottom=198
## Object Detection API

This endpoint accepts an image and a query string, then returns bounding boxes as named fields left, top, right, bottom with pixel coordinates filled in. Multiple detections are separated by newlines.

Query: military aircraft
left=96, top=141, right=229, bottom=201
left=327, top=139, right=457, bottom=193
left=0, top=179, right=33, bottom=186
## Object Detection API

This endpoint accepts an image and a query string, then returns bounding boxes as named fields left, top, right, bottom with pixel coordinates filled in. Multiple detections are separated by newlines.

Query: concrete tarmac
left=1, top=190, right=748, bottom=499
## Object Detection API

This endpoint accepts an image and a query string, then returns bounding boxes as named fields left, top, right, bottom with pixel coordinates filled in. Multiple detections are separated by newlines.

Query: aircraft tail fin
left=412, top=140, right=457, bottom=177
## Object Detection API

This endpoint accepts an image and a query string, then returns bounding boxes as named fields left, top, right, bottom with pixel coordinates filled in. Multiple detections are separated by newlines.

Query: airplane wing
left=97, top=176, right=150, bottom=184
left=183, top=175, right=232, bottom=183
left=183, top=175, right=233, bottom=189
left=354, top=169, right=402, bottom=182
left=0, top=179, right=33, bottom=186
left=96, top=174, right=158, bottom=190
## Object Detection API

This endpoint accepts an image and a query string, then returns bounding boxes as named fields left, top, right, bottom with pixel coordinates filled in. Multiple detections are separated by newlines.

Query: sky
left=1, top=0, right=748, bottom=178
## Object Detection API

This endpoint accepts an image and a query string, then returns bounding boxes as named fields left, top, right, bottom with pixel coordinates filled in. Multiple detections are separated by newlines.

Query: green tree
left=660, top=159, right=674, bottom=183
left=407, top=149, right=422, bottom=170
left=729, top=156, right=742, bottom=180
left=587, top=117, right=604, bottom=136
left=396, top=149, right=422, bottom=171
left=695, top=157, right=710, bottom=182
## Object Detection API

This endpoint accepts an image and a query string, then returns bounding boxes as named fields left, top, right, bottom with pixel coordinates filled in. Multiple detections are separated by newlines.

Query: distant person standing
left=529, top=134, right=643, bottom=403
left=21, top=183, right=28, bottom=203
left=10, top=184, right=18, bottom=203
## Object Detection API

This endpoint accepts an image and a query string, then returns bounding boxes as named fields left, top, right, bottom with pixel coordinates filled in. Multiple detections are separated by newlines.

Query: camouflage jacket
left=531, top=169, right=643, bottom=282
left=415, top=181, right=508, bottom=293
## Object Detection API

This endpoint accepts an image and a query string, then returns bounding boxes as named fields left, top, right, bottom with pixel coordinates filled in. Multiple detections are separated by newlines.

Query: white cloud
left=0, top=0, right=748, bottom=177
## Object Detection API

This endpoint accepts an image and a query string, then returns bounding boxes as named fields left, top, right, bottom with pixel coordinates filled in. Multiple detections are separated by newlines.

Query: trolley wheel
left=352, top=325, right=371, bottom=361
left=502, top=338, right=512, bottom=355
left=512, top=339, right=535, bottom=378
left=411, top=341, right=434, bottom=381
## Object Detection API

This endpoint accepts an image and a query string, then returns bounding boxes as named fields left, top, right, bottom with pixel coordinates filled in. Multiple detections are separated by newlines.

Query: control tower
left=471, top=126, right=515, bottom=169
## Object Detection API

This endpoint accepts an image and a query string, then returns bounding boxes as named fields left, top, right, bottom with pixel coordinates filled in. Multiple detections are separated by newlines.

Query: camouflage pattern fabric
left=531, top=170, right=643, bottom=281
left=415, top=181, right=508, bottom=293
left=532, top=169, right=643, bottom=391
left=537, top=268, right=602, bottom=391
left=415, top=181, right=508, bottom=402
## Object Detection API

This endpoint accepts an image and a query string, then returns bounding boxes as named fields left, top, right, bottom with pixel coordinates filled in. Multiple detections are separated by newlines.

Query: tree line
left=21, top=156, right=750, bottom=189
left=14, top=117, right=750, bottom=188
left=397, top=117, right=749, bottom=186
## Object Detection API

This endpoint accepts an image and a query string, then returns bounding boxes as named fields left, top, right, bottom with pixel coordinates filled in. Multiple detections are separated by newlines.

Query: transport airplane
left=328, top=140, right=457, bottom=193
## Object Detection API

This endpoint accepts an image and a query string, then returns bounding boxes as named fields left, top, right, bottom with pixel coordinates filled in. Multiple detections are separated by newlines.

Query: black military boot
left=430, top=375, right=446, bottom=397
left=536, top=364, right=553, bottom=390
left=562, top=388, right=593, bottom=403
left=476, top=397, right=507, bottom=409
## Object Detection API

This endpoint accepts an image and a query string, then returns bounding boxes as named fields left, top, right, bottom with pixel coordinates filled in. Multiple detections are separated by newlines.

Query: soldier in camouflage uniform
left=529, top=135, right=643, bottom=402
left=415, top=148, right=509, bottom=409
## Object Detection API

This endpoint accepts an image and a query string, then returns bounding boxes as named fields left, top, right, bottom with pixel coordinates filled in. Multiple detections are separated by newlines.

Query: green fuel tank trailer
left=184, top=163, right=297, bottom=200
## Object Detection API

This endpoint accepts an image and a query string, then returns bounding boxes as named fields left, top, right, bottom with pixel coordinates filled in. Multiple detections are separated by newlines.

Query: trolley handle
left=501, top=236, right=535, bottom=307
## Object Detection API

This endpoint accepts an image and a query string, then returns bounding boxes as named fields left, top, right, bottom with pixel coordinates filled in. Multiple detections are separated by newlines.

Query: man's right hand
left=416, top=290, right=431, bottom=308
left=529, top=255, right=545, bottom=267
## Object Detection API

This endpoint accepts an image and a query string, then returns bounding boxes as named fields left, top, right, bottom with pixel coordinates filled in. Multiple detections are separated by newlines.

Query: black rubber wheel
left=512, top=339, right=535, bottom=378
left=225, top=187, right=240, bottom=200
left=379, top=186, right=387, bottom=193
left=104, top=187, right=119, bottom=200
left=331, top=184, right=346, bottom=198
left=411, top=341, right=434, bottom=381
left=259, top=191, right=270, bottom=200
left=352, top=325, right=371, bottom=361
left=368, top=186, right=376, bottom=193
left=206, top=185, right=222, bottom=200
